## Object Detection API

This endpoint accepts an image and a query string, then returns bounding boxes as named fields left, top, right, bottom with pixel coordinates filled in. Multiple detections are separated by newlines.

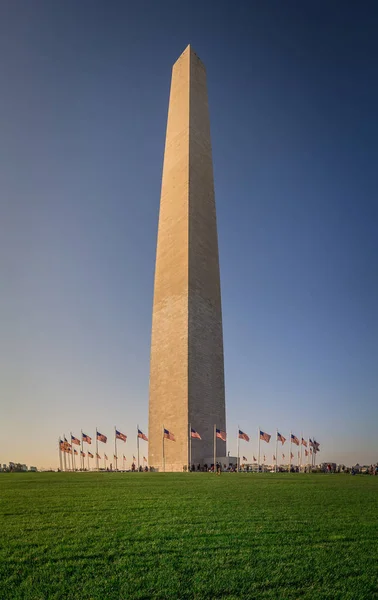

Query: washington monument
left=148, top=46, right=226, bottom=471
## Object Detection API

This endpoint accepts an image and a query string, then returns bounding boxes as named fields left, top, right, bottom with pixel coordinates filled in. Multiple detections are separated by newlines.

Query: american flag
left=164, top=428, right=175, bottom=441
left=242, top=456, right=247, bottom=461
left=301, top=438, right=307, bottom=447
left=96, top=453, right=101, bottom=459
left=97, top=431, right=107, bottom=443
left=290, top=452, right=294, bottom=459
left=74, top=449, right=78, bottom=455
left=81, top=451, right=86, bottom=457
left=314, top=440, right=320, bottom=452
left=143, top=456, right=147, bottom=462
left=88, top=452, right=94, bottom=458
left=273, top=454, right=276, bottom=461
left=123, top=454, right=126, bottom=460
left=191, top=428, right=201, bottom=439
left=216, top=428, right=226, bottom=441
left=282, top=453, right=285, bottom=459
left=133, top=455, right=136, bottom=461
left=82, top=433, right=91, bottom=444
left=277, top=432, right=286, bottom=445
left=309, top=439, right=314, bottom=448
left=71, top=435, right=80, bottom=446
left=291, top=434, right=300, bottom=446
left=253, top=456, right=257, bottom=461
left=305, top=449, right=309, bottom=456
left=260, top=430, right=271, bottom=443
left=104, top=454, right=108, bottom=460
left=114, top=454, right=117, bottom=460
left=116, top=430, right=126, bottom=442
left=138, top=429, right=148, bottom=442
left=238, top=429, right=250, bottom=442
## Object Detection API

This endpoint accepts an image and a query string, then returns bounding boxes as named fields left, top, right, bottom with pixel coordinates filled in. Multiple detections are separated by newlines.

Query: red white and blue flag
left=291, top=434, right=300, bottom=446
left=88, top=452, right=94, bottom=458
left=191, top=428, right=201, bottom=439
left=216, top=428, right=226, bottom=441
left=96, top=453, right=101, bottom=459
left=97, top=431, right=107, bottom=443
left=277, top=432, right=286, bottom=445
left=301, top=438, right=307, bottom=447
left=143, top=456, right=147, bottom=462
left=242, top=456, right=247, bottom=461
left=164, top=428, right=175, bottom=441
left=82, top=433, right=91, bottom=444
left=273, top=454, right=276, bottom=461
left=314, top=440, right=320, bottom=452
left=71, top=435, right=80, bottom=446
left=81, top=450, right=86, bottom=457
left=74, top=449, right=78, bottom=455
left=238, top=430, right=250, bottom=442
left=253, top=456, right=257, bottom=461
left=260, top=430, right=271, bottom=443
left=114, top=454, right=117, bottom=460
left=309, top=439, right=314, bottom=448
left=104, top=454, right=108, bottom=460
left=138, top=429, right=148, bottom=441
left=116, top=430, right=126, bottom=442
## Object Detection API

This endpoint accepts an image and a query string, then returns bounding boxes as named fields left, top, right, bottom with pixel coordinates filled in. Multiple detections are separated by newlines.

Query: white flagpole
left=275, top=429, right=278, bottom=473
left=289, top=432, right=292, bottom=472
left=213, top=424, right=216, bottom=473
left=81, top=430, right=84, bottom=470
left=96, top=428, right=99, bottom=472
left=189, top=422, right=192, bottom=472
left=58, top=439, right=63, bottom=472
left=63, top=435, right=67, bottom=472
left=114, top=426, right=117, bottom=472
left=87, top=452, right=89, bottom=471
left=137, top=424, right=140, bottom=471
left=162, top=425, right=165, bottom=472
left=257, top=427, right=260, bottom=472
left=237, top=426, right=240, bottom=472
left=70, top=433, right=74, bottom=471
left=300, top=431, right=303, bottom=470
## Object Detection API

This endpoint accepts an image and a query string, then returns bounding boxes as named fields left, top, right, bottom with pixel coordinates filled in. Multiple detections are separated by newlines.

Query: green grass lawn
left=0, top=473, right=377, bottom=599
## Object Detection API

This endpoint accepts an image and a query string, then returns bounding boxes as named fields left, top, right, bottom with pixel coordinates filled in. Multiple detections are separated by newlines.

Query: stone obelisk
left=148, top=45, right=226, bottom=472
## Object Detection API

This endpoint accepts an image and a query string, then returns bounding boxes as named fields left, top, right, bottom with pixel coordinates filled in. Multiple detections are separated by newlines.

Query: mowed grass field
left=1, top=473, right=377, bottom=599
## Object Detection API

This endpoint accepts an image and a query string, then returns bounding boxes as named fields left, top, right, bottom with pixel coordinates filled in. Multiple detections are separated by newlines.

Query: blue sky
left=1, top=1, right=377, bottom=468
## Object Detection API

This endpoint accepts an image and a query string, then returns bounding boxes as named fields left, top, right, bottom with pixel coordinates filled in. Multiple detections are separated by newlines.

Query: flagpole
left=275, top=429, right=278, bottom=473
left=58, top=439, right=63, bottom=472
left=189, top=422, right=192, bottom=472
left=213, top=424, right=216, bottom=473
left=63, top=434, right=67, bottom=472
left=300, top=431, right=303, bottom=470
left=69, top=433, right=73, bottom=471
left=96, top=428, right=99, bottom=472
left=114, top=426, right=117, bottom=472
left=81, top=430, right=83, bottom=471
left=162, top=425, right=165, bottom=472
left=137, top=424, right=140, bottom=471
left=87, top=451, right=89, bottom=471
left=289, top=432, right=292, bottom=473
left=237, top=425, right=240, bottom=472
left=257, top=427, right=260, bottom=472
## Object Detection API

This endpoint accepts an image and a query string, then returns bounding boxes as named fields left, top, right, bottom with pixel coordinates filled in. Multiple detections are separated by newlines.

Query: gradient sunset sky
left=1, top=1, right=377, bottom=469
